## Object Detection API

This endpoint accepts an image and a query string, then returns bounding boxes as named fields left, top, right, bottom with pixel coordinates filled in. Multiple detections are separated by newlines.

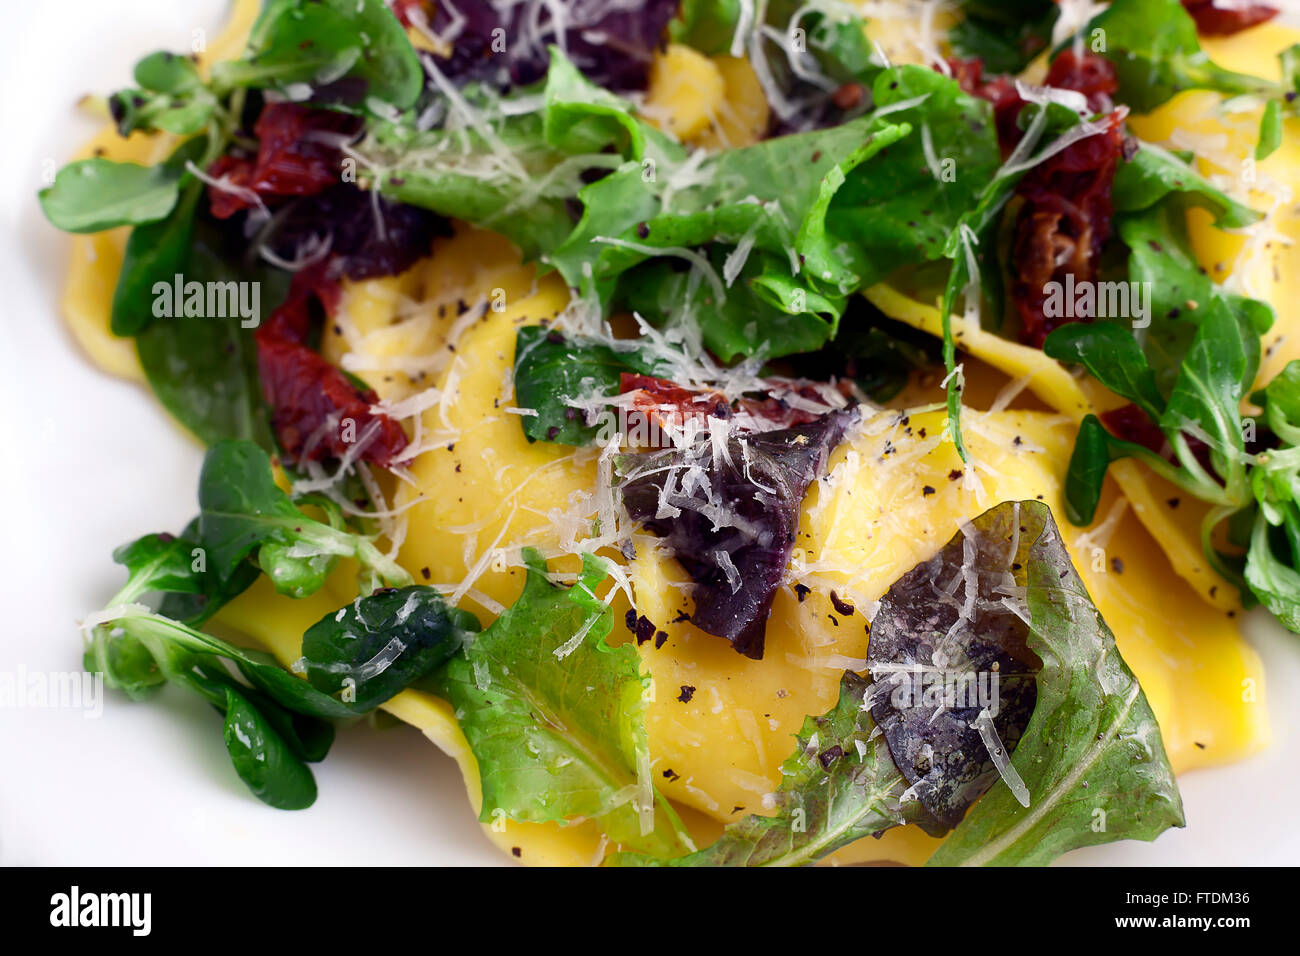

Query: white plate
left=0, top=0, right=1296, bottom=866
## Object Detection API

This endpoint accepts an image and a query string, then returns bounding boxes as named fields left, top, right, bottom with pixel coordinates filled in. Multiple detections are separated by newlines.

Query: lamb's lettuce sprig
left=85, top=438, right=475, bottom=809
left=39, top=0, right=420, bottom=238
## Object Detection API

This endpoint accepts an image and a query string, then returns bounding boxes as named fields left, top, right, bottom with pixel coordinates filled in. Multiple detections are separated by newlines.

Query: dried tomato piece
left=1045, top=48, right=1119, bottom=114
left=205, top=103, right=361, bottom=220
left=947, top=57, right=1027, bottom=155
left=1181, top=1, right=1278, bottom=36
left=620, top=374, right=728, bottom=441
left=1011, top=109, right=1127, bottom=347
left=255, top=266, right=408, bottom=467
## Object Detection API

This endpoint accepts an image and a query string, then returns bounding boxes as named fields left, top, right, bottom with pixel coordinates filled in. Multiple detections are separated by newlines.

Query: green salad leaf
left=367, top=49, right=671, bottom=260
left=299, top=585, right=477, bottom=710
left=432, top=549, right=691, bottom=857
left=38, top=148, right=195, bottom=234
left=622, top=501, right=1182, bottom=866
left=212, top=0, right=422, bottom=109
left=197, top=440, right=411, bottom=597
left=1081, top=0, right=1278, bottom=113
left=928, top=503, right=1185, bottom=865
left=88, top=574, right=473, bottom=810
left=1112, top=141, right=1263, bottom=230
left=950, top=0, right=1060, bottom=75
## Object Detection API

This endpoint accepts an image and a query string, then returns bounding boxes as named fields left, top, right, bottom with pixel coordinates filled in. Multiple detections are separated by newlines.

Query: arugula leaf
left=432, top=549, right=690, bottom=857
left=928, top=502, right=1185, bottom=864
left=212, top=0, right=422, bottom=109
left=552, top=113, right=908, bottom=304
left=614, top=250, right=845, bottom=363
left=825, top=66, right=1002, bottom=289
left=368, top=49, right=665, bottom=260
left=300, top=586, right=478, bottom=710
left=1081, top=0, right=1277, bottom=113
left=548, top=105, right=913, bottom=359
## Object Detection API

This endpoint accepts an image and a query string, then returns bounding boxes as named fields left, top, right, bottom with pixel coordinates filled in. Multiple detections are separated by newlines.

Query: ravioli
left=213, top=221, right=1264, bottom=865
left=57, top=0, right=1273, bottom=866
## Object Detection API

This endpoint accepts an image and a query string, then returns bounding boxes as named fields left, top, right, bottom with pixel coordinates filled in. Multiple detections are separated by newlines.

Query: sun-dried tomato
left=619, top=374, right=834, bottom=438
left=946, top=57, right=1027, bottom=155
left=948, top=51, right=1128, bottom=347
left=1181, top=1, right=1278, bottom=35
left=205, top=103, right=361, bottom=220
left=255, top=264, right=408, bottom=467
left=620, top=374, right=728, bottom=440
left=1011, top=108, right=1127, bottom=347
left=1044, top=48, right=1119, bottom=114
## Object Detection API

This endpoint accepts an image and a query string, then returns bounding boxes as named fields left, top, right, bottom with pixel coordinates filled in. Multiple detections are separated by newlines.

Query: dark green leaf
left=1158, top=297, right=1256, bottom=499
left=133, top=220, right=286, bottom=449
left=196, top=440, right=410, bottom=595
left=38, top=154, right=190, bottom=233
left=1043, top=322, right=1165, bottom=422
left=1082, top=0, right=1277, bottom=114
left=220, top=684, right=318, bottom=809
left=110, top=140, right=207, bottom=336
left=1062, top=414, right=1124, bottom=527
left=950, top=0, right=1060, bottom=74
left=213, top=0, right=421, bottom=109
left=1112, top=141, right=1263, bottom=229
left=300, top=585, right=479, bottom=710
left=134, top=50, right=203, bottom=93
left=512, top=326, right=666, bottom=445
